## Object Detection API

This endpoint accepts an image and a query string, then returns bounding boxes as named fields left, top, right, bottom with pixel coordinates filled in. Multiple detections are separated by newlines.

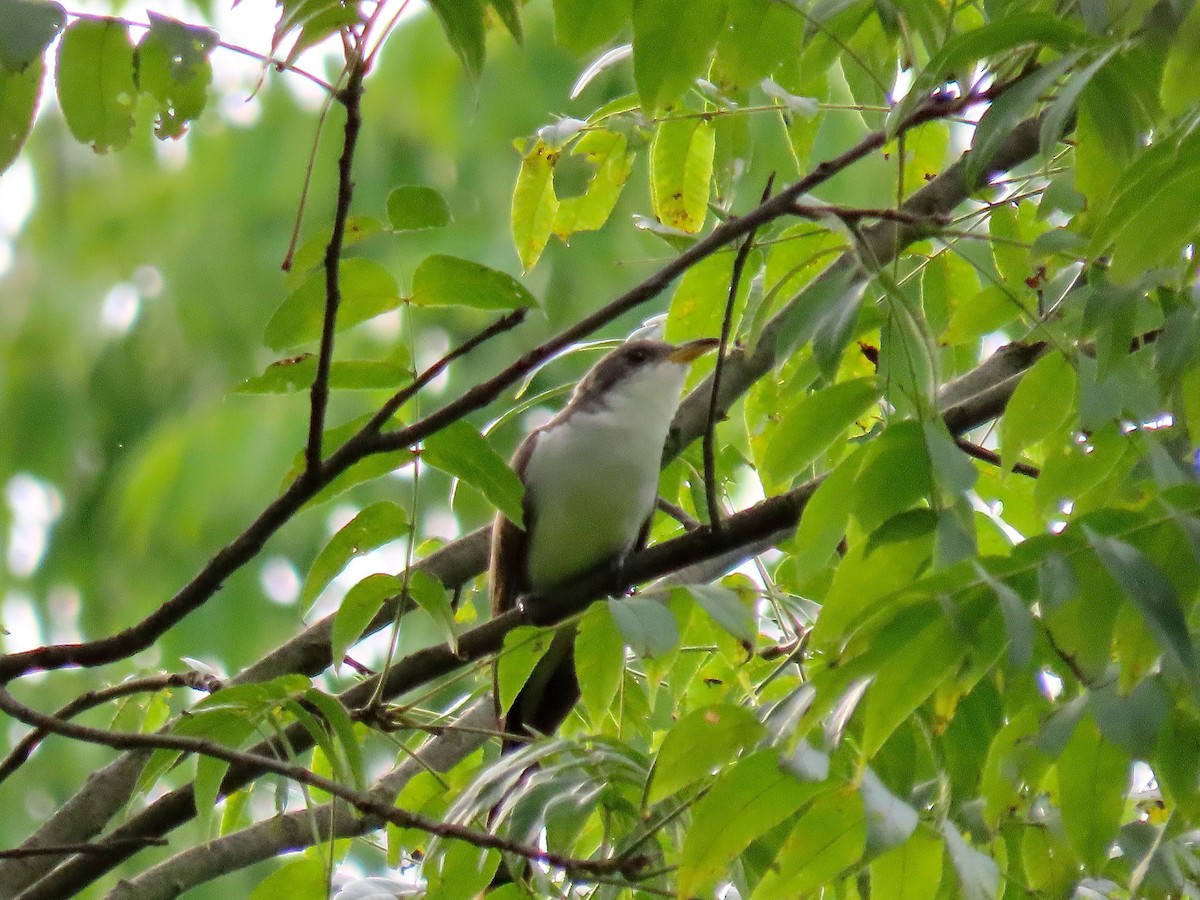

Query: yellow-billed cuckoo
left=490, top=337, right=719, bottom=748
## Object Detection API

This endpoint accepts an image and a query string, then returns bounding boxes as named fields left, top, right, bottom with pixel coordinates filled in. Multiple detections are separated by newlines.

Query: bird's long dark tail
left=500, top=625, right=580, bottom=752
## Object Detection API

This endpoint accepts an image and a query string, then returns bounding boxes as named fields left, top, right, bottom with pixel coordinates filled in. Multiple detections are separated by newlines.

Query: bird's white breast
left=523, top=360, right=687, bottom=589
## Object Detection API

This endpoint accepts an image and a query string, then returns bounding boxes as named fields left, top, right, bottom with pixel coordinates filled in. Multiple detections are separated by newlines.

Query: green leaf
left=248, top=857, right=327, bottom=900
left=487, top=0, right=522, bottom=41
left=649, top=117, right=715, bottom=233
left=193, top=714, right=255, bottom=835
left=426, top=841, right=500, bottom=900
left=426, top=0, right=486, bottom=78
left=264, top=258, right=401, bottom=351
left=1000, top=350, right=1076, bottom=470
left=790, top=444, right=866, bottom=579
left=940, top=821, right=1000, bottom=900
left=1108, top=163, right=1200, bottom=284
left=632, top=0, right=727, bottom=114
left=289, top=216, right=387, bottom=277
left=511, top=139, right=559, bottom=271
left=870, top=827, right=944, bottom=900
left=331, top=573, right=401, bottom=673
left=574, top=602, right=625, bottom=726
left=409, top=254, right=535, bottom=310
left=646, top=704, right=763, bottom=804
left=682, top=585, right=756, bottom=643
left=386, top=185, right=451, bottom=231
left=1085, top=529, right=1198, bottom=685
left=921, top=14, right=1087, bottom=87
left=664, top=251, right=751, bottom=345
left=552, top=0, right=629, bottom=53
left=422, top=420, right=525, bottom=527
left=1040, top=50, right=1114, bottom=156
left=282, top=414, right=414, bottom=507
left=496, top=625, right=554, bottom=714
left=283, top=6, right=359, bottom=67
left=300, top=502, right=410, bottom=612
left=749, top=789, right=866, bottom=899
left=608, top=596, right=679, bottom=658
left=1058, top=716, right=1129, bottom=871
left=761, top=377, right=880, bottom=489
left=55, top=19, right=137, bottom=152
left=773, top=266, right=867, bottom=371
left=1161, top=1, right=1200, bottom=117
left=408, top=569, right=456, bottom=652
left=0, top=57, right=41, bottom=174
left=0, top=0, right=64, bottom=71
left=135, top=13, right=217, bottom=139
left=677, top=750, right=827, bottom=896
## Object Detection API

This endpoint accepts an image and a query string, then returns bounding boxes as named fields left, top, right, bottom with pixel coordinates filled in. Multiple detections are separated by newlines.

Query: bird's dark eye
left=627, top=347, right=648, bottom=363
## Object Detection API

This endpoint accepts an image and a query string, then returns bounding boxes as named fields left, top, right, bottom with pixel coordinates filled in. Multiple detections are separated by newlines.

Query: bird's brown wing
left=489, top=431, right=537, bottom=617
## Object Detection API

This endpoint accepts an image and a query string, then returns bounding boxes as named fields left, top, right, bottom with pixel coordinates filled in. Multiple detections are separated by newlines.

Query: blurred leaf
left=0, top=58, right=41, bottom=174
left=678, top=750, right=826, bottom=897
left=761, top=377, right=879, bottom=489
left=711, top=0, right=802, bottom=93
left=265, top=259, right=401, bottom=351
left=773, top=266, right=867, bottom=372
left=1058, top=716, right=1129, bottom=871
left=194, top=714, right=255, bottom=834
left=408, top=569, right=456, bottom=651
left=331, top=573, right=401, bottom=673
left=1160, top=1, right=1200, bottom=116
left=1085, top=528, right=1198, bottom=685
left=0, top=0, right=64, bottom=71
left=55, top=18, right=136, bottom=151
left=423, top=420, right=525, bottom=526
left=789, top=443, right=866, bottom=579
left=574, top=601, right=625, bottom=726
left=608, top=597, right=679, bottom=658
left=683, top=584, right=756, bottom=643
left=940, top=820, right=1000, bottom=900
left=300, top=501, right=410, bottom=612
left=303, top=689, right=364, bottom=788
left=426, top=0, right=486, bottom=77
left=387, top=184, right=451, bottom=231
left=511, top=138, right=559, bottom=270
left=749, top=789, right=866, bottom=899
left=409, top=254, right=535, bottom=310
left=870, top=827, right=944, bottom=899
left=552, top=0, right=629, bottom=53
left=290, top=216, right=387, bottom=277
left=860, top=767, right=919, bottom=854
left=650, top=117, right=715, bottom=233
left=426, top=841, right=500, bottom=900
left=248, top=857, right=327, bottom=900
left=646, top=704, right=763, bottom=803
left=487, top=0, right=522, bottom=41
left=496, top=626, right=553, bottom=714
left=974, top=562, right=1033, bottom=668
left=632, top=0, right=727, bottom=114
left=236, top=356, right=411, bottom=393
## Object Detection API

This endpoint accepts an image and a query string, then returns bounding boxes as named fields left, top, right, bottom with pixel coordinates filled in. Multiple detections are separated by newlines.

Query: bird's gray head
left=570, top=338, right=719, bottom=413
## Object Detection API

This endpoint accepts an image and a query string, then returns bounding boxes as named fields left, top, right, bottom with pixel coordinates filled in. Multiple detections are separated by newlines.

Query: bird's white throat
left=522, top=359, right=688, bottom=589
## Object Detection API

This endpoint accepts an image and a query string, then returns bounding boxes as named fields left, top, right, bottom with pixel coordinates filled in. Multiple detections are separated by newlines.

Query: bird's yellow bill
left=667, top=337, right=720, bottom=363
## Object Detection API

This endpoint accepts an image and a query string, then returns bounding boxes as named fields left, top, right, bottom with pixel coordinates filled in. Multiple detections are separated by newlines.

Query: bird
left=490, top=336, right=719, bottom=749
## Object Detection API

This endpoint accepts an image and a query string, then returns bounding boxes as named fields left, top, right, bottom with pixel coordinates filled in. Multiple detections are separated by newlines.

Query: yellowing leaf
left=511, top=138, right=559, bottom=271
left=650, top=117, right=715, bottom=233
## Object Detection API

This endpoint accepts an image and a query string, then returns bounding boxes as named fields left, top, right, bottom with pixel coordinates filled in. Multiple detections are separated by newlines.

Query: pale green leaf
left=248, top=857, right=327, bottom=900
left=300, top=502, right=409, bottom=612
left=552, top=0, right=629, bottom=53
left=331, top=573, right=401, bottom=673
left=1000, top=350, right=1076, bottom=470
left=870, top=827, right=944, bottom=900
left=632, top=0, right=727, bottom=114
left=1058, top=716, right=1129, bottom=871
left=409, top=254, right=536, bottom=310
left=646, top=704, right=763, bottom=804
left=496, top=626, right=554, bottom=714
left=749, top=789, right=866, bottom=899
left=236, top=356, right=411, bottom=394
left=574, top=602, right=625, bottom=727
left=608, top=597, right=679, bottom=658
left=387, top=185, right=451, bottom=231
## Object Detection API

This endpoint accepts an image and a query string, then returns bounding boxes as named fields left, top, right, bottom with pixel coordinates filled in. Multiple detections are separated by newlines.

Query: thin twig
left=954, top=436, right=1041, bottom=478
left=306, top=61, right=366, bottom=473
left=704, top=175, right=774, bottom=533
left=655, top=497, right=701, bottom=532
left=0, top=671, right=221, bottom=784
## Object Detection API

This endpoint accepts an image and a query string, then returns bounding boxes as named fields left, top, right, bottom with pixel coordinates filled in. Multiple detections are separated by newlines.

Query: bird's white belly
left=523, top=412, right=665, bottom=589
